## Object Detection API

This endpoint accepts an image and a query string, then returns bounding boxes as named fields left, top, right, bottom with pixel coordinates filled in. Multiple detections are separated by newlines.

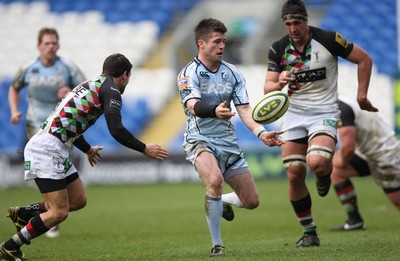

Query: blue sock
left=205, top=196, right=223, bottom=246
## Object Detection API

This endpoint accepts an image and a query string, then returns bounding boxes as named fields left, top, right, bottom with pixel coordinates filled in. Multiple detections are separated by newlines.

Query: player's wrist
left=252, top=126, right=267, bottom=139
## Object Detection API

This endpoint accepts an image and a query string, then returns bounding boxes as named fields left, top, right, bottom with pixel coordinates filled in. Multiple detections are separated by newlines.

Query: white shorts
left=281, top=108, right=340, bottom=141
left=356, top=151, right=400, bottom=189
left=24, top=132, right=77, bottom=181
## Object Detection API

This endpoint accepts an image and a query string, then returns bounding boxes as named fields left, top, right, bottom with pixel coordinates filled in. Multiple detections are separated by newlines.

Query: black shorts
left=34, top=172, right=79, bottom=193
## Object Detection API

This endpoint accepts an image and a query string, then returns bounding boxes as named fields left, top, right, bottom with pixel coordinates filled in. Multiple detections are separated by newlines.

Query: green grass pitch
left=0, top=177, right=399, bottom=260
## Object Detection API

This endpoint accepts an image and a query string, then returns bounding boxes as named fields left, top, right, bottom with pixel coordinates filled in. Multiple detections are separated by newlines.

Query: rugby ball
left=252, top=91, right=290, bottom=124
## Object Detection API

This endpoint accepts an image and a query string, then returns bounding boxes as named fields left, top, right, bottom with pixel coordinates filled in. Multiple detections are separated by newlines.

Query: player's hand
left=278, top=69, right=296, bottom=89
left=86, top=146, right=104, bottom=167
left=143, top=144, right=169, bottom=160
left=58, top=86, right=71, bottom=100
left=260, top=130, right=285, bottom=147
left=216, top=101, right=236, bottom=119
left=10, top=111, right=22, bottom=125
left=357, top=98, right=378, bottom=112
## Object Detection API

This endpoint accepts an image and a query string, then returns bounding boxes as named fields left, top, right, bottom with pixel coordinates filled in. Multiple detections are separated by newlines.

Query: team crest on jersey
left=110, top=99, right=121, bottom=110
left=335, top=33, right=349, bottom=48
left=178, top=76, right=189, bottom=89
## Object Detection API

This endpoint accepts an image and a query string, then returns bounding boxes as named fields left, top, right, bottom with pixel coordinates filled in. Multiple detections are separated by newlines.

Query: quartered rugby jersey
left=41, top=75, right=107, bottom=146
left=268, top=26, right=354, bottom=112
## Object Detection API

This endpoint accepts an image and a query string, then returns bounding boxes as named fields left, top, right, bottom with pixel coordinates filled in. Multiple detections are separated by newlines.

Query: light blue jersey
left=178, top=57, right=251, bottom=177
left=178, top=57, right=250, bottom=141
left=12, top=56, right=85, bottom=133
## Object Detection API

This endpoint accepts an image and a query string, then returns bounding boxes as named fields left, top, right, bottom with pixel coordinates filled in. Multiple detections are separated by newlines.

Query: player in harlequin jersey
left=0, top=53, right=169, bottom=261
left=331, top=98, right=400, bottom=231
left=8, top=27, right=86, bottom=238
left=178, top=18, right=284, bottom=257
left=263, top=0, right=378, bottom=247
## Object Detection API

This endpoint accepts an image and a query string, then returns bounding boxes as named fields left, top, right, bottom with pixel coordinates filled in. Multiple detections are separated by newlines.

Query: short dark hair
left=38, top=27, right=59, bottom=44
left=194, top=18, right=227, bottom=45
left=102, top=53, right=132, bottom=77
left=281, top=0, right=308, bottom=20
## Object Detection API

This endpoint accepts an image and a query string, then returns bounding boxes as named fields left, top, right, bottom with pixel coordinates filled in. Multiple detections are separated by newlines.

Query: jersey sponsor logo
left=200, top=71, right=210, bottom=78
left=179, top=88, right=191, bottom=99
left=294, top=67, right=326, bottom=83
left=110, top=99, right=122, bottom=110
left=178, top=76, right=189, bottom=89
left=203, top=82, right=233, bottom=94
left=72, top=85, right=88, bottom=98
left=335, top=33, right=349, bottom=48
left=323, top=119, right=338, bottom=129
left=29, top=75, right=65, bottom=87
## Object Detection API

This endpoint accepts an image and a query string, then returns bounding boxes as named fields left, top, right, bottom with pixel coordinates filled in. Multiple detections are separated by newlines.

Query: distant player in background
left=331, top=98, right=400, bottom=231
left=263, top=0, right=378, bottom=247
left=178, top=18, right=284, bottom=257
left=0, top=53, right=169, bottom=261
left=8, top=27, right=86, bottom=238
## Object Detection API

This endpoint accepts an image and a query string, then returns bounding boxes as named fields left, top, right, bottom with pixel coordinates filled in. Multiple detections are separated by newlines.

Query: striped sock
left=334, top=179, right=362, bottom=220
left=291, top=194, right=317, bottom=235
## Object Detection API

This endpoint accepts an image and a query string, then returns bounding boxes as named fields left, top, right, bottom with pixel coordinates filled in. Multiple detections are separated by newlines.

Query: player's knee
left=50, top=209, right=69, bottom=224
left=308, top=157, right=332, bottom=176
left=69, top=194, right=87, bottom=211
left=206, top=175, right=224, bottom=195
left=307, top=145, right=334, bottom=175
left=242, top=193, right=259, bottom=210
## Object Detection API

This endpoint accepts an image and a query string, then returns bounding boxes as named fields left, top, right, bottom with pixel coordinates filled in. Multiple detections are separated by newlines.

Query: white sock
left=221, top=192, right=243, bottom=208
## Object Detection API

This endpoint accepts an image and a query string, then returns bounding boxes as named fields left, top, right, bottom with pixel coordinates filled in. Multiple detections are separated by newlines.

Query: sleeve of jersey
left=328, top=31, right=354, bottom=58
left=73, top=135, right=91, bottom=153
left=230, top=67, right=250, bottom=106
left=11, top=64, right=28, bottom=90
left=267, top=43, right=283, bottom=72
left=100, top=85, right=146, bottom=153
left=178, top=70, right=201, bottom=107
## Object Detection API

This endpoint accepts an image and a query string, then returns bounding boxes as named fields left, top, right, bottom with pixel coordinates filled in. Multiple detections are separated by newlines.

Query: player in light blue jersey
left=178, top=18, right=284, bottom=257
left=7, top=27, right=85, bottom=239
left=9, top=27, right=85, bottom=140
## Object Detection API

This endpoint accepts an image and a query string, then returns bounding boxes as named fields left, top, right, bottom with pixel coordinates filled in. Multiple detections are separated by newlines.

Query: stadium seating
left=319, top=0, right=397, bottom=76
left=0, top=0, right=397, bottom=156
left=0, top=0, right=195, bottom=155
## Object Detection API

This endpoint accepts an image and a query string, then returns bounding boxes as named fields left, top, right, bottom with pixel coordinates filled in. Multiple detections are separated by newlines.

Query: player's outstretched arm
left=143, top=143, right=169, bottom=160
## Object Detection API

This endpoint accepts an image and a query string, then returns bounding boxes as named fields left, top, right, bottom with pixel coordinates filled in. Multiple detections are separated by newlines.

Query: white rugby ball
left=252, top=91, right=290, bottom=124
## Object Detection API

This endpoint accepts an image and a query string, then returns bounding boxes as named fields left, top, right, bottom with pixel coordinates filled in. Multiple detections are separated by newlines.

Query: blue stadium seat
left=320, top=0, right=397, bottom=76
